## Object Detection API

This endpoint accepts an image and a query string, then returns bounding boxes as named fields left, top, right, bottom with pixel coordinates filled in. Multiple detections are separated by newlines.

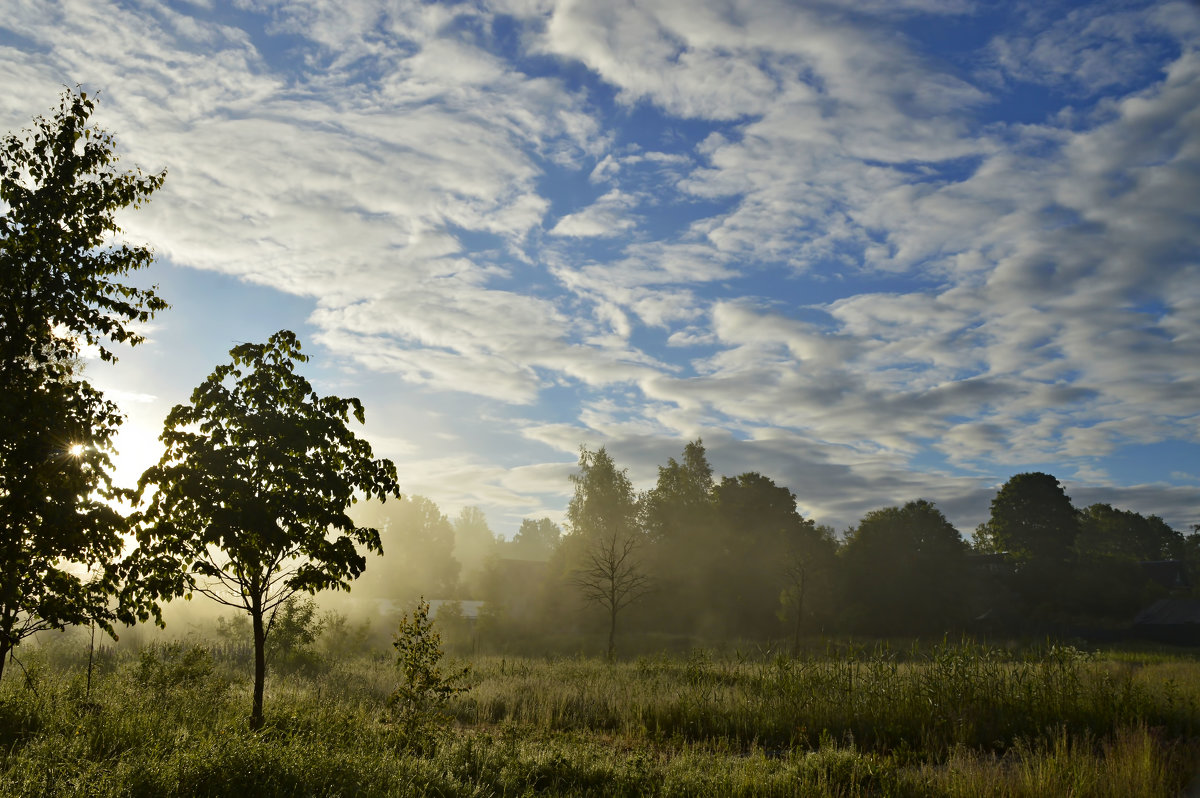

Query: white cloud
left=3, top=0, right=1197, bottom=535
left=548, top=189, right=639, bottom=237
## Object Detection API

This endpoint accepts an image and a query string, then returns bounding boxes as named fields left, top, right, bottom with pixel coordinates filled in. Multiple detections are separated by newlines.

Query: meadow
left=1, top=634, right=1199, bottom=797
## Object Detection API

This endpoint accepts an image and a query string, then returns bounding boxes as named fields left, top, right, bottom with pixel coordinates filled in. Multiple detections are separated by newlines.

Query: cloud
left=2, top=0, right=1196, bottom=536
left=548, top=189, right=639, bottom=237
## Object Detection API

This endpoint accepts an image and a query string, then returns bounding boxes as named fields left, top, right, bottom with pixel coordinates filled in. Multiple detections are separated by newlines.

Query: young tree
left=567, top=446, right=647, bottom=660
left=0, top=88, right=167, bottom=680
left=128, top=330, right=399, bottom=729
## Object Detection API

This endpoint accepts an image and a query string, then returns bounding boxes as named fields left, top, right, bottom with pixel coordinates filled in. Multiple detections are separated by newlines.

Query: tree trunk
left=791, top=575, right=806, bottom=657
left=0, top=606, right=15, bottom=684
left=607, top=605, right=617, bottom=662
left=251, top=603, right=266, bottom=731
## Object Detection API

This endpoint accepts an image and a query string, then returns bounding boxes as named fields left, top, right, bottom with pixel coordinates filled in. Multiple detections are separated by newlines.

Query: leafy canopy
left=0, top=88, right=166, bottom=674
left=129, top=329, right=401, bottom=620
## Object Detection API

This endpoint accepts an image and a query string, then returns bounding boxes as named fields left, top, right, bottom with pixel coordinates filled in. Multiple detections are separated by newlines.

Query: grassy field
left=1, top=636, right=1198, bottom=796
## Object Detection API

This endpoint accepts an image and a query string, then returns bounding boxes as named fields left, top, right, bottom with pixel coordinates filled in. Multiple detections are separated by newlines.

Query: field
left=2, top=636, right=1199, bottom=797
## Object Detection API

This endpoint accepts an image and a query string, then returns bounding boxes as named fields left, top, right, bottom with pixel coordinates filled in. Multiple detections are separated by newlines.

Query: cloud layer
left=2, top=0, right=1197, bottom=534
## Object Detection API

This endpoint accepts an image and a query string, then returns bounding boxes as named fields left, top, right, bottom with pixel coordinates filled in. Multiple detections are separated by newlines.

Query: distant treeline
left=353, top=441, right=1200, bottom=655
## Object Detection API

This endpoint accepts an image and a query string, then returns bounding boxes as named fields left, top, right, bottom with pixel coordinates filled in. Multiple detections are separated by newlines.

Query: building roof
left=1134, top=599, right=1200, bottom=626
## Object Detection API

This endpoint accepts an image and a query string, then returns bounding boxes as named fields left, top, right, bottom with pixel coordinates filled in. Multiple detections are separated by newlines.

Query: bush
left=389, top=598, right=471, bottom=743
left=266, top=596, right=327, bottom=677
left=134, top=642, right=215, bottom=689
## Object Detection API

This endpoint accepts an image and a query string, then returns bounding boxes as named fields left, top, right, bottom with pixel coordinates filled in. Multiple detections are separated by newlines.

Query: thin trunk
left=607, top=603, right=617, bottom=662
left=792, top=575, right=806, bottom=657
left=85, top=621, right=96, bottom=700
left=0, top=604, right=16, bottom=684
left=251, top=602, right=266, bottom=731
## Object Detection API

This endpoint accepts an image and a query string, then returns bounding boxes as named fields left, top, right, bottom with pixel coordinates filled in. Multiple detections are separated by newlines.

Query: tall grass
left=1, top=638, right=1197, bottom=796
left=458, top=640, right=1199, bottom=754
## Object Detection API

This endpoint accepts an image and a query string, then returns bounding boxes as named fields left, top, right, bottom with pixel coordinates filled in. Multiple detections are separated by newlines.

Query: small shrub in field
left=319, top=609, right=372, bottom=658
left=266, top=596, right=327, bottom=676
left=134, top=642, right=215, bottom=688
left=390, top=598, right=471, bottom=740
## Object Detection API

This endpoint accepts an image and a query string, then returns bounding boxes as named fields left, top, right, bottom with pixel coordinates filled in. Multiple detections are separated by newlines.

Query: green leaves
left=126, top=330, right=400, bottom=723
left=0, top=88, right=165, bottom=676
left=122, top=330, right=400, bottom=727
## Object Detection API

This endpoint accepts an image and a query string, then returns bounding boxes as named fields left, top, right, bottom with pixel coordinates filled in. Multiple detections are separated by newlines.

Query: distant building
left=426, top=599, right=486, bottom=624
left=1133, top=599, right=1200, bottom=646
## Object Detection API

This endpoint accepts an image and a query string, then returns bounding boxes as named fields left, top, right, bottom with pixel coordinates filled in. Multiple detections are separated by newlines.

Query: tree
left=779, top=524, right=838, bottom=652
left=975, top=473, right=1078, bottom=564
left=1075, top=504, right=1183, bottom=562
left=974, top=473, right=1080, bottom=618
left=508, top=517, right=561, bottom=561
left=639, top=439, right=716, bottom=633
left=453, top=506, right=498, bottom=593
left=839, top=500, right=968, bottom=635
left=0, top=89, right=166, bottom=681
left=352, top=495, right=460, bottom=601
left=128, top=330, right=399, bottom=729
left=641, top=439, right=714, bottom=544
left=708, top=472, right=815, bottom=637
left=567, top=446, right=648, bottom=660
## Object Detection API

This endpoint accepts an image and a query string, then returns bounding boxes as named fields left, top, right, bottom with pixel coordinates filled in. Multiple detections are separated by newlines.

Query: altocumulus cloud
left=1, top=0, right=1197, bottom=535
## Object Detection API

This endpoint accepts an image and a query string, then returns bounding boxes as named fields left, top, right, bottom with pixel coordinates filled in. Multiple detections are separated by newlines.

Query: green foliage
left=134, top=642, right=216, bottom=690
left=975, top=472, right=1078, bottom=564
left=840, top=500, right=968, bottom=634
left=509, top=517, right=562, bottom=561
left=266, top=596, right=326, bottom=676
left=389, top=599, right=471, bottom=740
left=0, top=88, right=167, bottom=681
left=1076, top=503, right=1184, bottom=562
left=1, top=642, right=1199, bottom=796
left=318, top=609, right=372, bottom=659
left=127, top=329, right=401, bottom=728
left=708, top=472, right=819, bottom=638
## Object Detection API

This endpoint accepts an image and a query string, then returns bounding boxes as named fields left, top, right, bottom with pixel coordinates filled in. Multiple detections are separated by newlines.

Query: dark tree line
left=453, top=450, right=1197, bottom=656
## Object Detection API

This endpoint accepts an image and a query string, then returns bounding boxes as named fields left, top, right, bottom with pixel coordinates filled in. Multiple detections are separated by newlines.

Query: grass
left=1, top=637, right=1198, bottom=796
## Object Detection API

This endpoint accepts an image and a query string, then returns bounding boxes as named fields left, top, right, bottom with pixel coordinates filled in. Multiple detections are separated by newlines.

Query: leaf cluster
left=126, top=330, right=401, bottom=621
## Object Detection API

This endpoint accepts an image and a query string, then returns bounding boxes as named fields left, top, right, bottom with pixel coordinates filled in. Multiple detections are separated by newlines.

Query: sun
left=68, top=443, right=86, bottom=457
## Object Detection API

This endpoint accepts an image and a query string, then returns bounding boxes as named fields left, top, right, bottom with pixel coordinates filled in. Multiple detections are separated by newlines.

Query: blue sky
left=2, top=0, right=1198, bottom=537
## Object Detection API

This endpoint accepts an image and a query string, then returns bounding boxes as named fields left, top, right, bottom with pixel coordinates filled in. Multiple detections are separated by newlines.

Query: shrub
left=389, top=598, right=471, bottom=743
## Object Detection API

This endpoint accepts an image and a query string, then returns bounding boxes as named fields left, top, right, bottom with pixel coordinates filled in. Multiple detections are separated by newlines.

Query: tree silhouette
left=0, top=89, right=166, bottom=680
left=567, top=446, right=648, bottom=660
left=128, top=330, right=399, bottom=729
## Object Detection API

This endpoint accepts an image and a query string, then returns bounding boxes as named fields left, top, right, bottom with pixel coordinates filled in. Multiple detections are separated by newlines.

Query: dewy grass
left=457, top=640, right=1199, bottom=754
left=1, top=638, right=1198, bottom=797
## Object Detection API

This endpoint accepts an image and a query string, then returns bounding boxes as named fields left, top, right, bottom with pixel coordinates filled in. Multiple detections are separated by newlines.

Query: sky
left=2, top=0, right=1198, bottom=538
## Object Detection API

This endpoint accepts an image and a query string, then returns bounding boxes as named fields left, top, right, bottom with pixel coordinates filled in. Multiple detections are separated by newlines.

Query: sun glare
left=68, top=443, right=86, bottom=457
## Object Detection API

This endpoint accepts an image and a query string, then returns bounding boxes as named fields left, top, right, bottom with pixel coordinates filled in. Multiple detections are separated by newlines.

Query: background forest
left=348, top=442, right=1200, bottom=659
